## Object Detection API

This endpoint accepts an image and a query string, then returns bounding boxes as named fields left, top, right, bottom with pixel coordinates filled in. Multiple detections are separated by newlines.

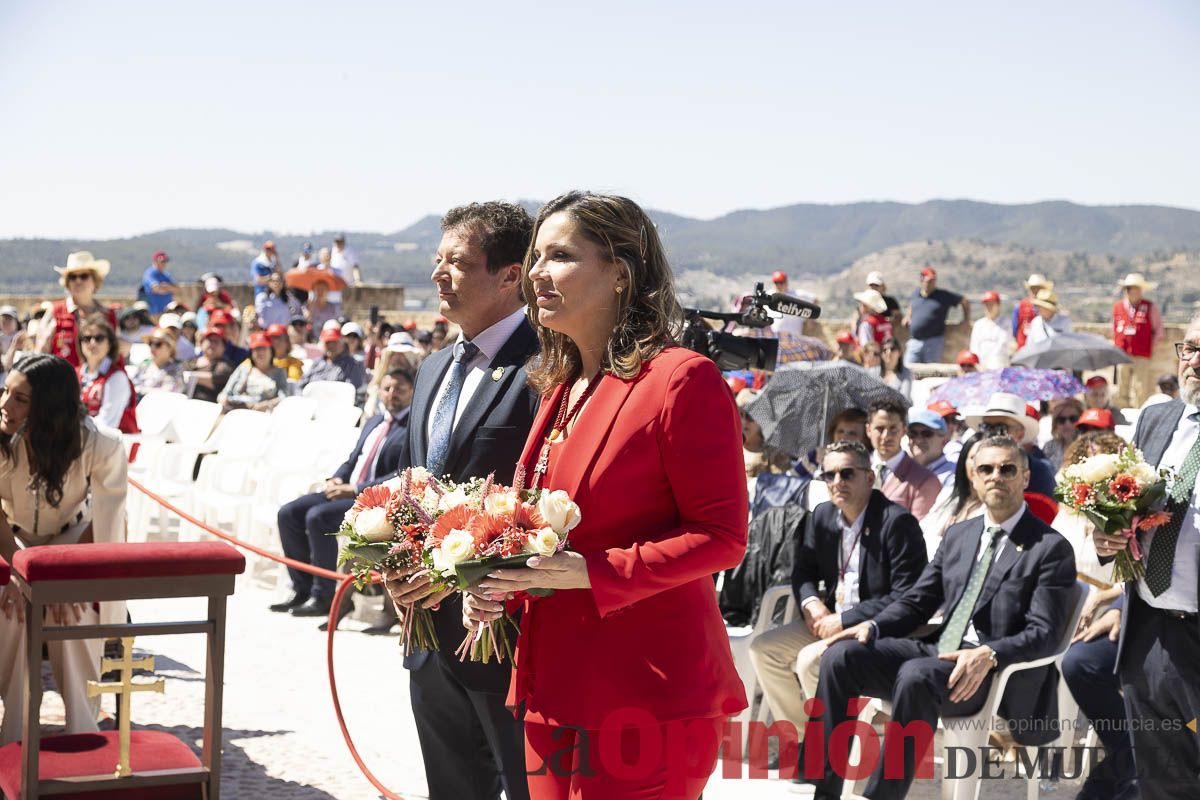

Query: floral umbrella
left=928, top=367, right=1084, bottom=408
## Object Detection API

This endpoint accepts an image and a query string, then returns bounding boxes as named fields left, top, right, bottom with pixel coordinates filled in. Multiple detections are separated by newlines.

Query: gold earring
left=616, top=286, right=624, bottom=294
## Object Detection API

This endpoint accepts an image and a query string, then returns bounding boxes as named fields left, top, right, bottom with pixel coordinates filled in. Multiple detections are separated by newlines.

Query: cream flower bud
left=537, top=490, right=582, bottom=535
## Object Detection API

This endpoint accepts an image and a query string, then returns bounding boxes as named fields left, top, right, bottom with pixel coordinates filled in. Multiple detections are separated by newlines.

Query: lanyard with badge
left=836, top=526, right=865, bottom=607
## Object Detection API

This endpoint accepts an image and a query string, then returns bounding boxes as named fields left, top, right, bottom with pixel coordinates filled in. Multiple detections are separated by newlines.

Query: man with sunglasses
left=1092, top=315, right=1200, bottom=800
left=906, top=408, right=954, bottom=489
left=749, top=441, right=927, bottom=751
left=808, top=436, right=1076, bottom=800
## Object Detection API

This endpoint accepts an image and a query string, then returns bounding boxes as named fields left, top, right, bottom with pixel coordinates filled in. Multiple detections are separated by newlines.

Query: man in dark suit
left=750, top=440, right=927, bottom=737
left=1093, top=314, right=1200, bottom=800
left=272, top=367, right=413, bottom=619
left=810, top=435, right=1077, bottom=800
left=383, top=201, right=538, bottom=800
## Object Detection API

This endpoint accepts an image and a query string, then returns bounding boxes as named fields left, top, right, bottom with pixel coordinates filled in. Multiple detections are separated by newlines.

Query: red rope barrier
left=127, top=478, right=407, bottom=799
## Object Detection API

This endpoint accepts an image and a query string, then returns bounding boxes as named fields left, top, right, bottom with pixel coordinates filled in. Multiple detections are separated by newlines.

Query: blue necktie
left=426, top=340, right=478, bottom=477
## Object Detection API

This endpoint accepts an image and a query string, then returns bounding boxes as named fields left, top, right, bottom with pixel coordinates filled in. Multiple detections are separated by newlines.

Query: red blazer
left=510, top=347, right=749, bottom=728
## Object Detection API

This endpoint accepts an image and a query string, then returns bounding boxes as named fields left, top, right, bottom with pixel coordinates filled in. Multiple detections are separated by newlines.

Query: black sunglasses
left=975, top=463, right=1020, bottom=478
left=907, top=427, right=938, bottom=439
left=818, top=467, right=864, bottom=483
left=67, top=273, right=93, bottom=282
left=79, top=334, right=107, bottom=344
left=1055, top=414, right=1079, bottom=425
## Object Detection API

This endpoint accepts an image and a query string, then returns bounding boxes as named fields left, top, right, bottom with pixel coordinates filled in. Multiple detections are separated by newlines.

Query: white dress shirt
left=801, top=505, right=867, bottom=615
left=970, top=316, right=1014, bottom=370
left=425, top=308, right=526, bottom=444
left=1136, top=404, right=1200, bottom=613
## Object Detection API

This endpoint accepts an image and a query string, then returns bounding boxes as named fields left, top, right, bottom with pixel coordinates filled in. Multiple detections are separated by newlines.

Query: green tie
left=937, top=525, right=1003, bottom=655
left=1144, top=419, right=1200, bottom=596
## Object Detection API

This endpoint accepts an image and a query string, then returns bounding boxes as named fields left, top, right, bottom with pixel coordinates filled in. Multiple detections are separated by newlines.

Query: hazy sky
left=2, top=0, right=1197, bottom=239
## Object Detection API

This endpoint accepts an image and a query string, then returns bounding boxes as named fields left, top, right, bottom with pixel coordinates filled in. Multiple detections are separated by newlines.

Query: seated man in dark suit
left=750, top=440, right=927, bottom=740
left=272, top=367, right=413, bottom=620
left=810, top=435, right=1077, bottom=800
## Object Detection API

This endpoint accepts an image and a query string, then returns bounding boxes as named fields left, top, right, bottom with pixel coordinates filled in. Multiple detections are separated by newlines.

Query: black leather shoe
left=290, top=597, right=332, bottom=617
left=361, top=621, right=397, bottom=636
left=269, top=593, right=309, bottom=613
left=317, top=596, right=355, bottom=631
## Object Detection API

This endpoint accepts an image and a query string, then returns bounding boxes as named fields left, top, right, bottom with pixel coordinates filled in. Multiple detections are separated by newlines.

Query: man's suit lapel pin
left=491, top=367, right=504, bottom=382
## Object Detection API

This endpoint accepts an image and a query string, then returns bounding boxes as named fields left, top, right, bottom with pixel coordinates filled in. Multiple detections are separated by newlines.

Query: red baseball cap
left=153, top=250, right=169, bottom=262
left=265, top=323, right=288, bottom=339
left=1085, top=375, right=1108, bottom=388
left=319, top=327, right=343, bottom=343
left=771, top=270, right=788, bottom=284
left=201, top=327, right=225, bottom=341
left=920, top=266, right=937, bottom=278
left=835, top=331, right=856, bottom=345
left=248, top=332, right=272, bottom=350
left=956, top=350, right=980, bottom=366
left=1076, top=408, right=1115, bottom=430
left=402, top=319, right=418, bottom=331
left=927, top=400, right=958, bottom=418
left=981, top=291, right=1000, bottom=303
left=209, top=309, right=235, bottom=327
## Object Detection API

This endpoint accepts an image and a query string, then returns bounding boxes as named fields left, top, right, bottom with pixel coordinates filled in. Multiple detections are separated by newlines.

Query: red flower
left=351, top=485, right=393, bottom=513
left=1071, top=483, right=1094, bottom=506
left=1108, top=474, right=1140, bottom=503
left=1134, top=511, right=1173, bottom=532
left=429, top=504, right=477, bottom=547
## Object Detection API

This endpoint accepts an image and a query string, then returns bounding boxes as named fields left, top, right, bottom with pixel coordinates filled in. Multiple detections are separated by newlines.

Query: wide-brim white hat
left=853, top=289, right=888, bottom=314
left=963, top=392, right=1040, bottom=441
left=1118, top=272, right=1157, bottom=290
left=54, top=251, right=110, bottom=280
left=1024, top=273, right=1054, bottom=290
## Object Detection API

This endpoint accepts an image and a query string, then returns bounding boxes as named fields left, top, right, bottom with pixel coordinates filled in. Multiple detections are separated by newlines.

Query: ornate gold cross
left=86, top=637, right=166, bottom=777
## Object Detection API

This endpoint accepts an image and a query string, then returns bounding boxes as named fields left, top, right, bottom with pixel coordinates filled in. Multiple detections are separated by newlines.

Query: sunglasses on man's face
left=818, top=467, right=864, bottom=483
left=907, top=427, right=938, bottom=439
left=975, top=463, right=1020, bottom=478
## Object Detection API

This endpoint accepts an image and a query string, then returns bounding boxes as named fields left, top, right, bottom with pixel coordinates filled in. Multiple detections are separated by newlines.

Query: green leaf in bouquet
left=453, top=554, right=555, bottom=596
left=1134, top=479, right=1168, bottom=512
left=1081, top=507, right=1135, bottom=535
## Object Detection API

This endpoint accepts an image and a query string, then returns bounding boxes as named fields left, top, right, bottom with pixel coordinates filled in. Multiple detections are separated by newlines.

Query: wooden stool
left=0, top=542, right=244, bottom=799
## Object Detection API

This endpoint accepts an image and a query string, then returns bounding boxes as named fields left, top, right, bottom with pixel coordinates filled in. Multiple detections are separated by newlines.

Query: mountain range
left=2, top=199, right=1199, bottom=320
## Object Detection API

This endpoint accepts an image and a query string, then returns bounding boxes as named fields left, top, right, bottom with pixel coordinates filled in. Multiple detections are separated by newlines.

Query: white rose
left=537, top=490, right=582, bottom=535
left=343, top=507, right=360, bottom=527
left=355, top=506, right=393, bottom=542
left=1130, top=462, right=1158, bottom=485
left=484, top=491, right=520, bottom=517
left=1077, top=453, right=1122, bottom=484
left=407, top=467, right=432, bottom=486
left=438, top=488, right=471, bottom=513
left=441, top=529, right=476, bottom=564
left=525, top=528, right=561, bottom=557
left=381, top=475, right=404, bottom=491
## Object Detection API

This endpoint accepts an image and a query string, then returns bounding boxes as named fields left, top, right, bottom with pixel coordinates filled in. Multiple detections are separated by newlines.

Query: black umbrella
left=1011, top=331, right=1132, bottom=371
left=747, top=362, right=910, bottom=456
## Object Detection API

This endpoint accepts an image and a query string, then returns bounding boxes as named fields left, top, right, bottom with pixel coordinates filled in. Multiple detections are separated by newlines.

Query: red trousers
left=524, top=714, right=724, bottom=799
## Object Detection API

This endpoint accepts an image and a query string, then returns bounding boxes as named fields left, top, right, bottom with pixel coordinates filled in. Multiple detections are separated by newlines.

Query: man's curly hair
left=441, top=202, right=533, bottom=274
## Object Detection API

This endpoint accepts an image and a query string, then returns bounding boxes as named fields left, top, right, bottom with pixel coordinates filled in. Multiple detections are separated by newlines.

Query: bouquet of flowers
left=1054, top=445, right=1173, bottom=582
left=336, top=467, right=464, bottom=655
left=424, top=471, right=582, bottom=664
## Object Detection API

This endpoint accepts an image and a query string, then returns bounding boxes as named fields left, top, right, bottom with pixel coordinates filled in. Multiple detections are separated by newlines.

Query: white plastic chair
left=315, top=403, right=363, bottom=428
left=127, top=342, right=151, bottom=366
left=733, top=585, right=799, bottom=748
left=845, top=580, right=1089, bottom=800
left=301, top=380, right=357, bottom=415
left=131, top=391, right=188, bottom=437
left=269, top=395, right=318, bottom=430
left=165, top=399, right=222, bottom=446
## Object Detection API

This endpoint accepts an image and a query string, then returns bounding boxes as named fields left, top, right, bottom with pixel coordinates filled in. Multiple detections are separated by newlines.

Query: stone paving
left=13, top=577, right=1089, bottom=798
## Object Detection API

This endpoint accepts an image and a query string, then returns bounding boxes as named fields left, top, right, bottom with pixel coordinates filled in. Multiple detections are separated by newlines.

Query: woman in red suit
left=467, top=191, right=748, bottom=799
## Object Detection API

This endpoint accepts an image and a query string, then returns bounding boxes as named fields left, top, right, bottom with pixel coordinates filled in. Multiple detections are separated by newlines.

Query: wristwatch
left=985, top=647, right=999, bottom=670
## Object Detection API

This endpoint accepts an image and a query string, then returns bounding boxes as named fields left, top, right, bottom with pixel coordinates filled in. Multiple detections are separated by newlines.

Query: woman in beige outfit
left=0, top=354, right=127, bottom=744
